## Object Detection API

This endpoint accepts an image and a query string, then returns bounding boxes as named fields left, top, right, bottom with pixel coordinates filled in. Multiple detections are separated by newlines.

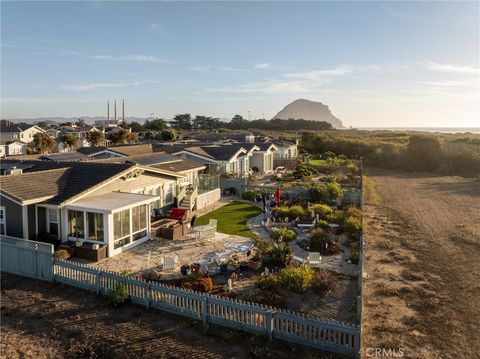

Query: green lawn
left=309, top=159, right=328, bottom=167
left=195, top=201, right=262, bottom=239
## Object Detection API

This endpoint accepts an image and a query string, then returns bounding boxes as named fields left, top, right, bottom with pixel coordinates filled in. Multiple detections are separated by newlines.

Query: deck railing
left=53, top=258, right=360, bottom=357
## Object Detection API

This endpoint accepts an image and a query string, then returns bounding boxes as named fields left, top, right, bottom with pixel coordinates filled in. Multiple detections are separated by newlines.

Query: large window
left=0, top=206, right=5, bottom=235
left=87, top=212, right=104, bottom=241
left=131, top=205, right=147, bottom=241
left=164, top=183, right=174, bottom=204
left=48, top=208, right=58, bottom=236
left=114, top=209, right=130, bottom=249
left=68, top=210, right=84, bottom=238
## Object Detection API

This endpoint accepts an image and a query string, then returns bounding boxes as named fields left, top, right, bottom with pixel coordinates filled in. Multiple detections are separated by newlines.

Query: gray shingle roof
left=151, top=159, right=205, bottom=173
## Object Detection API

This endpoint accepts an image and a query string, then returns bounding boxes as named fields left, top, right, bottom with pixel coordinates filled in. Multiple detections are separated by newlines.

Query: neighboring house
left=270, top=139, right=298, bottom=161
left=249, top=142, right=278, bottom=174
left=0, top=162, right=187, bottom=257
left=55, top=124, right=102, bottom=151
left=77, top=144, right=153, bottom=160
left=189, top=131, right=255, bottom=144
left=0, top=122, right=45, bottom=144
left=0, top=141, right=28, bottom=157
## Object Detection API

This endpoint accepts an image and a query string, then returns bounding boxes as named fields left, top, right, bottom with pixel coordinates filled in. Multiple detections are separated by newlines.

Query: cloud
left=61, top=80, right=160, bottom=92
left=254, top=63, right=271, bottom=69
left=189, top=64, right=247, bottom=72
left=423, top=60, right=479, bottom=75
left=285, top=66, right=353, bottom=80
left=209, top=80, right=314, bottom=94
left=90, top=54, right=162, bottom=62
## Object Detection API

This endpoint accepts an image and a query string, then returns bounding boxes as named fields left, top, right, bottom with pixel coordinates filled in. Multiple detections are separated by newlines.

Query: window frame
left=0, top=206, right=6, bottom=236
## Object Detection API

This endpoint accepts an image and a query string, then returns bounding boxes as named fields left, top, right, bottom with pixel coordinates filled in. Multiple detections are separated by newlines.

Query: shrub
left=255, top=275, right=280, bottom=290
left=288, top=205, right=306, bottom=219
left=198, top=277, right=214, bottom=293
left=312, top=270, right=334, bottom=292
left=109, top=283, right=129, bottom=307
left=324, top=181, right=343, bottom=203
left=344, top=216, right=362, bottom=240
left=293, top=163, right=315, bottom=179
left=349, top=241, right=359, bottom=264
left=309, top=229, right=333, bottom=252
left=326, top=210, right=346, bottom=225
left=278, top=267, right=314, bottom=293
left=311, top=204, right=333, bottom=219
left=263, top=242, right=293, bottom=268
left=271, top=227, right=297, bottom=242
left=241, top=190, right=257, bottom=201
left=53, top=249, right=70, bottom=260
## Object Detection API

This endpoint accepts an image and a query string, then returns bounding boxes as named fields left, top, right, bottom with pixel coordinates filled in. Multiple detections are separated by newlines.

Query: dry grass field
left=0, top=273, right=346, bottom=359
left=362, top=169, right=480, bottom=359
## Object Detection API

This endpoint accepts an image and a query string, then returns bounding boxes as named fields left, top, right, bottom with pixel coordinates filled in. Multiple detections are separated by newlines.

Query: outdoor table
left=192, top=224, right=215, bottom=243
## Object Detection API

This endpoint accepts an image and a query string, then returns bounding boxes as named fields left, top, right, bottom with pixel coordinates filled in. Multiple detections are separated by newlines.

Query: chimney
left=122, top=99, right=125, bottom=123
left=107, top=101, right=110, bottom=122
left=114, top=100, right=117, bottom=123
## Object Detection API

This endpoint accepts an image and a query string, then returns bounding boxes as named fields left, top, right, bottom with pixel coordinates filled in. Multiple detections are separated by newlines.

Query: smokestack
left=114, top=100, right=117, bottom=123
left=122, top=99, right=125, bottom=123
left=107, top=101, right=110, bottom=122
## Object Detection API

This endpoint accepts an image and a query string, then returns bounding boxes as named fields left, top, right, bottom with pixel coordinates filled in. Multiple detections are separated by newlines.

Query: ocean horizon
left=355, top=127, right=480, bottom=134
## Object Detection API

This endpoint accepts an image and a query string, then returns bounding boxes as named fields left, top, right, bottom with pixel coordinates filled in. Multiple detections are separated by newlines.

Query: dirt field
left=0, top=273, right=347, bottom=359
left=362, top=170, right=480, bottom=359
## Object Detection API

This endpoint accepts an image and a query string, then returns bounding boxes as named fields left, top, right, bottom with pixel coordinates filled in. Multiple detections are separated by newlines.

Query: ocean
left=356, top=127, right=480, bottom=134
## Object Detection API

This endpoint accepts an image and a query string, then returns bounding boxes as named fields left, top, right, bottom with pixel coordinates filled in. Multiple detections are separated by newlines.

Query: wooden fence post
left=96, top=271, right=101, bottom=295
left=267, top=309, right=276, bottom=341
left=145, top=283, right=151, bottom=309
left=201, top=296, right=208, bottom=325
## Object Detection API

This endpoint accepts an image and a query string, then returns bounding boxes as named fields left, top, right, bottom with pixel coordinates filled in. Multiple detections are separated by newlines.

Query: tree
left=109, top=130, right=138, bottom=145
left=128, top=121, right=144, bottom=133
left=75, top=118, right=85, bottom=127
left=407, top=135, right=442, bottom=171
left=85, top=131, right=105, bottom=146
left=60, top=134, right=79, bottom=151
left=171, top=113, right=192, bottom=130
left=156, top=128, right=178, bottom=142
left=33, top=132, right=56, bottom=154
left=144, top=118, right=166, bottom=131
left=230, top=114, right=249, bottom=130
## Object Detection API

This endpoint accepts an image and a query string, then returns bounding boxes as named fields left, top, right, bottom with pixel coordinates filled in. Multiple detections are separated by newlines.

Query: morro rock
left=273, top=99, right=344, bottom=128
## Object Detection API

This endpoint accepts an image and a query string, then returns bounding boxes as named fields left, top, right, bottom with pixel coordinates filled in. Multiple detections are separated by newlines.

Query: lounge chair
left=308, top=252, right=322, bottom=268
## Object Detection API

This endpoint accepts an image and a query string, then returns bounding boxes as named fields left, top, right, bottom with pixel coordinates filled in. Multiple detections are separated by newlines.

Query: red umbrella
left=275, top=187, right=281, bottom=204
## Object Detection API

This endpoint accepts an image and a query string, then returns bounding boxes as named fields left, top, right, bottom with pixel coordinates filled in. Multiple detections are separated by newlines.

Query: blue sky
left=1, top=1, right=479, bottom=127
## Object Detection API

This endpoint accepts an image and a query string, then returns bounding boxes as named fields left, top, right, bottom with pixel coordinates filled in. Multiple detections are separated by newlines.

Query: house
left=270, top=139, right=298, bottom=160
left=89, top=152, right=217, bottom=211
left=0, top=141, right=28, bottom=157
left=0, top=162, right=189, bottom=257
left=55, top=124, right=103, bottom=152
left=77, top=144, right=153, bottom=160
left=249, top=142, right=277, bottom=174
left=0, top=122, right=45, bottom=144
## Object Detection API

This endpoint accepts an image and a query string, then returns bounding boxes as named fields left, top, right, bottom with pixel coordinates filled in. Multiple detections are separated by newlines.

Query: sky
left=1, top=1, right=479, bottom=128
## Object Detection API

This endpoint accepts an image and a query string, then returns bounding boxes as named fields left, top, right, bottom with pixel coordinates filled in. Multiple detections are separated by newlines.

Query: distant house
left=0, top=141, right=28, bottom=157
left=249, top=142, right=277, bottom=174
left=0, top=162, right=189, bottom=257
left=55, top=124, right=102, bottom=151
left=0, top=122, right=45, bottom=144
left=77, top=144, right=153, bottom=159
left=270, top=139, right=298, bottom=161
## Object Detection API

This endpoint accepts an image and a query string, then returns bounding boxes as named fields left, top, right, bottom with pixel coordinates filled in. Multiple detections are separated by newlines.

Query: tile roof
left=0, top=160, right=71, bottom=173
left=76, top=146, right=107, bottom=155
left=91, top=152, right=179, bottom=166
left=41, top=152, right=88, bottom=162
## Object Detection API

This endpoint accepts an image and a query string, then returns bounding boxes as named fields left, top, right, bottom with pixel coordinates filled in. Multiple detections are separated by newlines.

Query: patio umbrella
left=275, top=187, right=281, bottom=204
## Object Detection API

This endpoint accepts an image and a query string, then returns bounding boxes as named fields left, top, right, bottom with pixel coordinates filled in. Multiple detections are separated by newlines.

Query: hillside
left=273, top=99, right=344, bottom=128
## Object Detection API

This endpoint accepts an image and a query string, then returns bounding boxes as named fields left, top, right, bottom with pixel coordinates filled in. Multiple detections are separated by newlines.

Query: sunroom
left=62, top=191, right=160, bottom=257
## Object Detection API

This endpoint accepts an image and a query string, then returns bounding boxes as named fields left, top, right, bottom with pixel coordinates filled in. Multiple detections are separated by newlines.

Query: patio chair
left=307, top=252, right=322, bottom=268
left=160, top=255, right=179, bottom=270
left=208, top=219, right=217, bottom=230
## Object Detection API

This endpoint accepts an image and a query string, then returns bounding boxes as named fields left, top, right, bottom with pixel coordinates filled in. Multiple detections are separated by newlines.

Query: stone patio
left=91, top=231, right=253, bottom=278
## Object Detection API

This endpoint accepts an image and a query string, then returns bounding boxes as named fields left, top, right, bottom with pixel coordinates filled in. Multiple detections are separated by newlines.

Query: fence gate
left=0, top=236, right=54, bottom=280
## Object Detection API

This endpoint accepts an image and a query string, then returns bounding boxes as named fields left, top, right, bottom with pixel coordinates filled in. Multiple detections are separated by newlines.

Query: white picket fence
left=53, top=259, right=360, bottom=357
